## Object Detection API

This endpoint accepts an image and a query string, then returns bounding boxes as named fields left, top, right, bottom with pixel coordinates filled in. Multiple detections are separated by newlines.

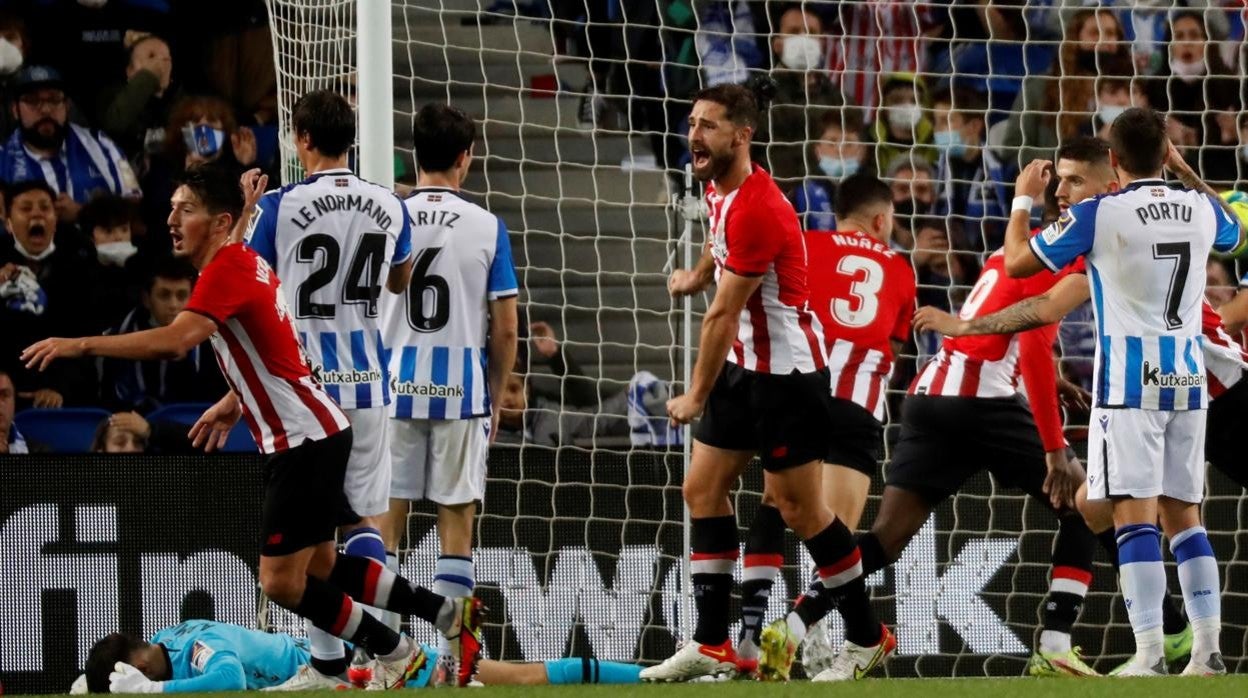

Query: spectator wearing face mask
left=791, top=109, right=869, bottom=231
left=0, top=179, right=98, bottom=408
left=870, top=73, right=936, bottom=174
left=81, top=194, right=144, bottom=331
left=0, top=11, right=31, bottom=138
left=762, top=3, right=844, bottom=183
left=0, top=65, right=141, bottom=224
left=99, top=33, right=183, bottom=177
left=139, top=94, right=272, bottom=254
left=1001, top=8, right=1131, bottom=170
left=1088, top=77, right=1133, bottom=140
left=930, top=88, right=1007, bottom=251
left=96, top=256, right=226, bottom=413
left=1147, top=10, right=1243, bottom=188
left=883, top=153, right=936, bottom=251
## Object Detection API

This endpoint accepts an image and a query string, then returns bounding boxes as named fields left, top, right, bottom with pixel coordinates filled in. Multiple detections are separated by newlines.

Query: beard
left=692, top=146, right=737, bottom=183
left=21, top=118, right=67, bottom=151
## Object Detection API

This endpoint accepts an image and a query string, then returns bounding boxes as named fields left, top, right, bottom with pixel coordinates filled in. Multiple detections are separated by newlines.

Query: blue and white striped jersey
left=383, top=187, right=518, bottom=420
left=245, top=168, right=412, bottom=410
left=1030, top=178, right=1241, bottom=410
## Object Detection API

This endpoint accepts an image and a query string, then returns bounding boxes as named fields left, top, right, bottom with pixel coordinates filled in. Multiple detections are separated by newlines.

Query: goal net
left=263, top=0, right=1248, bottom=676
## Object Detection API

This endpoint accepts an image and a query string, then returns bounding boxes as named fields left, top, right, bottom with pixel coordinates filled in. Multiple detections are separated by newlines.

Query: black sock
left=311, top=655, right=349, bottom=678
left=804, top=518, right=879, bottom=647
left=1095, top=527, right=1119, bottom=568
left=856, top=532, right=890, bottom=577
left=293, top=575, right=401, bottom=657
left=738, top=505, right=785, bottom=652
left=691, top=515, right=738, bottom=646
left=329, top=553, right=446, bottom=625
left=793, top=576, right=837, bottom=630
left=1043, top=513, right=1096, bottom=633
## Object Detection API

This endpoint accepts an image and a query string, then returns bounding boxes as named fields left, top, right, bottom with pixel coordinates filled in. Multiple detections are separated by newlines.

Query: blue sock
left=543, top=658, right=642, bottom=685
left=1117, top=523, right=1165, bottom=657
left=344, top=527, right=387, bottom=564
left=1170, top=526, right=1219, bottom=622
left=433, top=555, right=474, bottom=599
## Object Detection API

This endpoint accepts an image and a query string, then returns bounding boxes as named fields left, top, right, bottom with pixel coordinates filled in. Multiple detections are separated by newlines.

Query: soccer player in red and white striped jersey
left=735, top=174, right=913, bottom=676
left=641, top=81, right=890, bottom=683
left=22, top=165, right=481, bottom=688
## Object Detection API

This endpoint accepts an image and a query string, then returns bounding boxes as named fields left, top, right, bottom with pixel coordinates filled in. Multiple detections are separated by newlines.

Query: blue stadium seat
left=14, top=408, right=112, bottom=453
left=147, top=403, right=257, bottom=453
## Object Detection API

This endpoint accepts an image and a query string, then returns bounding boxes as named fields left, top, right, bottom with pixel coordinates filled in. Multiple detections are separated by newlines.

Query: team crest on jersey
left=190, top=641, right=215, bottom=672
left=1041, top=210, right=1074, bottom=245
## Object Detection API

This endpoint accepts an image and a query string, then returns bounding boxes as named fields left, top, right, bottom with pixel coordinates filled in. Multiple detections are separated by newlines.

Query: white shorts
left=342, top=407, right=393, bottom=517
left=1086, top=407, right=1206, bottom=503
left=390, top=418, right=489, bottom=505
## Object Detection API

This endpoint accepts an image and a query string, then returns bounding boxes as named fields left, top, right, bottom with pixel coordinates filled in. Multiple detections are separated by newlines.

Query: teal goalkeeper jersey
left=150, top=621, right=310, bottom=692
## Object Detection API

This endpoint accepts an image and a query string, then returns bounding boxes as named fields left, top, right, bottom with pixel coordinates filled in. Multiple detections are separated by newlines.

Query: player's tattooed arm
left=1166, top=141, right=1247, bottom=246
left=964, top=295, right=1051, bottom=335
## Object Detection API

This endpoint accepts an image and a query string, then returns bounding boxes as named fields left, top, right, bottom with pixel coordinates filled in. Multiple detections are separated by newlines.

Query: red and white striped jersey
left=185, top=243, right=349, bottom=454
left=706, top=164, right=824, bottom=375
left=911, top=248, right=1085, bottom=399
left=806, top=229, right=916, bottom=420
left=827, top=0, right=936, bottom=115
left=1202, top=300, right=1247, bottom=398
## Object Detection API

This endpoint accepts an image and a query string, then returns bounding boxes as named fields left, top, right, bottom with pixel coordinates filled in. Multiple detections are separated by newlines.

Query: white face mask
left=0, top=37, right=22, bottom=76
left=1098, top=104, right=1127, bottom=126
left=780, top=34, right=823, bottom=71
left=1169, top=57, right=1206, bottom=82
left=887, top=103, right=923, bottom=130
left=96, top=240, right=138, bottom=266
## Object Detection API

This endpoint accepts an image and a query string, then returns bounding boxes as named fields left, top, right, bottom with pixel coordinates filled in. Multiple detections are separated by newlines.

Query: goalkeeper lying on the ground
left=77, top=620, right=641, bottom=692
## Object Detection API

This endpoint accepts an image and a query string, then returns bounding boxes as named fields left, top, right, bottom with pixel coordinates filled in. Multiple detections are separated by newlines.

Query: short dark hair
left=79, top=195, right=132, bottom=234
left=1109, top=107, right=1167, bottom=176
left=145, top=255, right=198, bottom=293
left=4, top=179, right=55, bottom=211
left=175, top=164, right=243, bottom=223
left=816, top=108, right=865, bottom=139
left=292, top=89, right=356, bottom=158
left=412, top=103, right=475, bottom=173
left=86, top=633, right=146, bottom=693
left=834, top=173, right=893, bottom=220
left=931, top=87, right=988, bottom=120
left=693, top=80, right=770, bottom=130
left=1056, top=135, right=1111, bottom=167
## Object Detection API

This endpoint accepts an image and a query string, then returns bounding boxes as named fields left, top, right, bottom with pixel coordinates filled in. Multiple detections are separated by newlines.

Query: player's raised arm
left=914, top=273, right=1091, bottom=337
left=231, top=168, right=269, bottom=244
left=1003, top=160, right=1053, bottom=277
left=1164, top=141, right=1248, bottom=253
left=669, top=244, right=716, bottom=297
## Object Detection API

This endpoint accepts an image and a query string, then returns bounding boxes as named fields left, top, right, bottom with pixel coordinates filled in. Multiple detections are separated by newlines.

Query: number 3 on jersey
left=831, top=255, right=884, bottom=328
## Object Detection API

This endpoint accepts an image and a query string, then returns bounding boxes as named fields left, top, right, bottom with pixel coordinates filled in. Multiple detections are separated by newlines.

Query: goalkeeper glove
left=109, top=662, right=163, bottom=694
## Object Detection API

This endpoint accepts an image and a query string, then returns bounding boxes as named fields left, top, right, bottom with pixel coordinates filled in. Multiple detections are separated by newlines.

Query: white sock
left=784, top=612, right=808, bottom=644
left=306, top=618, right=347, bottom=665
left=432, top=555, right=475, bottom=599
left=1171, top=526, right=1221, bottom=658
left=1038, top=629, right=1071, bottom=654
left=1116, top=524, right=1165, bottom=661
left=1134, top=626, right=1164, bottom=663
left=1191, top=617, right=1221, bottom=660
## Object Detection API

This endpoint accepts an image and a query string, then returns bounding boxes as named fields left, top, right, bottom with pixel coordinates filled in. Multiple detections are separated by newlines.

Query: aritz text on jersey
left=1140, top=361, right=1204, bottom=388
left=290, top=194, right=394, bottom=231
left=1134, top=201, right=1193, bottom=225
left=390, top=378, right=466, bottom=398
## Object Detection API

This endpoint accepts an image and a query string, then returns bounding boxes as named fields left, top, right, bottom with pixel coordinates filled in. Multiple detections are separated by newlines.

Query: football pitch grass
left=24, top=676, right=1248, bottom=698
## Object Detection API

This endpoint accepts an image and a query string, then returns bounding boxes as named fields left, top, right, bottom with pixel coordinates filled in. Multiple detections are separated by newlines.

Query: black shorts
left=695, top=363, right=833, bottom=471
left=886, top=395, right=1050, bottom=506
left=825, top=397, right=883, bottom=476
left=260, top=427, right=358, bottom=556
left=1207, top=378, right=1248, bottom=489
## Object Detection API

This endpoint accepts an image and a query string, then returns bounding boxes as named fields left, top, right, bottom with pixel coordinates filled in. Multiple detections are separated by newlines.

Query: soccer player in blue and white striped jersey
left=243, top=90, right=415, bottom=688
left=379, top=104, right=518, bottom=627
left=1003, top=107, right=1245, bottom=677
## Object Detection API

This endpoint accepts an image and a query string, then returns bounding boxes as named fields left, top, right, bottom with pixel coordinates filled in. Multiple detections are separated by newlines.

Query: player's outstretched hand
left=913, top=306, right=968, bottom=337
left=668, top=268, right=706, bottom=297
left=230, top=168, right=269, bottom=243
left=1014, top=159, right=1052, bottom=200
left=1057, top=376, right=1092, bottom=412
left=189, top=393, right=243, bottom=453
left=666, top=393, right=705, bottom=427
left=109, top=662, right=160, bottom=694
left=1042, top=449, right=1083, bottom=511
left=21, top=337, right=85, bottom=372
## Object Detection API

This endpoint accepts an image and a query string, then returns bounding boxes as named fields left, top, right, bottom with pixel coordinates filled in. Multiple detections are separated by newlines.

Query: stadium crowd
left=5, top=1, right=1248, bottom=454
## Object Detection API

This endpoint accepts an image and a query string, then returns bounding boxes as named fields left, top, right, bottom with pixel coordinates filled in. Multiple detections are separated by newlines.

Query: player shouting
left=642, top=80, right=889, bottom=683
